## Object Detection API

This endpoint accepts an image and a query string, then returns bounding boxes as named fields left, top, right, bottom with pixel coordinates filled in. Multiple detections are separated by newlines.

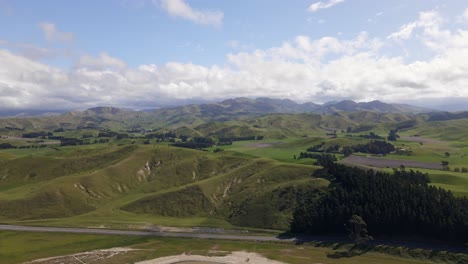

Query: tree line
left=300, top=140, right=395, bottom=159
left=291, top=158, right=468, bottom=243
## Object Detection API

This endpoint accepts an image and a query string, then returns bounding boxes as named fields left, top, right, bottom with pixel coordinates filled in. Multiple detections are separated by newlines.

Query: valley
left=0, top=98, right=467, bottom=263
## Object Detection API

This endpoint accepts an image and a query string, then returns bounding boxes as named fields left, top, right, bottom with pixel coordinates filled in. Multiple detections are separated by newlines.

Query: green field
left=1, top=231, right=463, bottom=264
left=1, top=109, right=468, bottom=263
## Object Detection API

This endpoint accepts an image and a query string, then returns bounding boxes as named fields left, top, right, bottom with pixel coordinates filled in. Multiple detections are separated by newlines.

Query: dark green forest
left=291, top=160, right=468, bottom=243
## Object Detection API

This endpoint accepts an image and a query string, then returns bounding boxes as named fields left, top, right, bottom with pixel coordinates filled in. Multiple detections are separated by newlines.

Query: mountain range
left=0, top=97, right=435, bottom=118
left=0, top=97, right=452, bottom=139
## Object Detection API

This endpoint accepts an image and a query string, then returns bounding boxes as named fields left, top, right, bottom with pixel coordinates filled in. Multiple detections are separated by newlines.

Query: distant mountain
left=433, top=103, right=468, bottom=112
left=150, top=97, right=321, bottom=127
left=0, top=98, right=437, bottom=120
left=314, top=100, right=433, bottom=114
left=0, top=109, right=66, bottom=118
left=83, top=106, right=134, bottom=115
left=217, top=97, right=320, bottom=113
left=0, top=97, right=438, bottom=132
left=146, top=98, right=436, bottom=129
left=410, top=97, right=468, bottom=112
left=426, top=111, right=468, bottom=122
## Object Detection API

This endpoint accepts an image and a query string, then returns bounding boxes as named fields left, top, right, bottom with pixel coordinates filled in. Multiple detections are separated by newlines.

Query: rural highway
left=0, top=224, right=298, bottom=242
left=0, top=224, right=466, bottom=253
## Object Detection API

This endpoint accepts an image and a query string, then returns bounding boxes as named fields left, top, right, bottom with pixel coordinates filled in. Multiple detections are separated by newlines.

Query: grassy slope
left=0, top=144, right=325, bottom=230
left=0, top=113, right=467, bottom=264
left=122, top=150, right=326, bottom=229
left=0, top=114, right=467, bottom=227
left=1, top=127, right=467, bottom=227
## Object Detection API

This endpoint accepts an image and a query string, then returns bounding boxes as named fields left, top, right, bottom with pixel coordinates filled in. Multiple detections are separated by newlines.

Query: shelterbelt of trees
left=291, top=157, right=468, bottom=243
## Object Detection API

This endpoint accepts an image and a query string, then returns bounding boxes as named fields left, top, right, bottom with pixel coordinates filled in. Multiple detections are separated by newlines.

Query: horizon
left=1, top=97, right=465, bottom=117
left=1, top=0, right=468, bottom=111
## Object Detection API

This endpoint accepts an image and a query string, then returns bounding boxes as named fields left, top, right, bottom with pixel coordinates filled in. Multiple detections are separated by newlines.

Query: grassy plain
left=0, top=231, right=460, bottom=264
left=216, top=132, right=468, bottom=197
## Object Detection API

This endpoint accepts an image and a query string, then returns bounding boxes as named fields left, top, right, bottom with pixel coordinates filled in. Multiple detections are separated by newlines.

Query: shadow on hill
left=276, top=231, right=468, bottom=262
left=276, top=232, right=370, bottom=259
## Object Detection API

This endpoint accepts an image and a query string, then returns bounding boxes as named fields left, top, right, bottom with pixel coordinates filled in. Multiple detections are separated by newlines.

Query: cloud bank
left=1, top=9, right=468, bottom=110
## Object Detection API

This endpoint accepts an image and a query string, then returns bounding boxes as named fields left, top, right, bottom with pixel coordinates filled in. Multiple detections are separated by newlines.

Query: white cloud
left=388, top=10, right=468, bottom=53
left=2, top=9, right=468, bottom=110
left=388, top=10, right=443, bottom=41
left=308, top=0, right=345, bottom=12
left=159, top=0, right=223, bottom=27
left=38, top=22, right=74, bottom=42
left=259, top=32, right=382, bottom=64
left=388, top=22, right=418, bottom=40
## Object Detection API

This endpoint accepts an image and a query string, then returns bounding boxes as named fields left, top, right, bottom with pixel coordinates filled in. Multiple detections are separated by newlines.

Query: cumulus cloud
left=159, top=0, right=223, bottom=27
left=38, top=22, right=74, bottom=42
left=308, top=0, right=345, bottom=12
left=2, top=9, right=468, bottom=110
left=388, top=10, right=443, bottom=41
left=388, top=10, right=468, bottom=53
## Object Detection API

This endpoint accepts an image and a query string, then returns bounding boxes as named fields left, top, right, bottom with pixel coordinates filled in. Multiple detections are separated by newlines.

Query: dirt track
left=341, top=155, right=442, bottom=169
left=24, top=247, right=137, bottom=264
left=135, top=251, right=286, bottom=264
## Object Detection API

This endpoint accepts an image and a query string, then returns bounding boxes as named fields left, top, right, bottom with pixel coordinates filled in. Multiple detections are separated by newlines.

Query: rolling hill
left=1, top=97, right=468, bottom=250
left=0, top=97, right=434, bottom=131
left=0, top=144, right=326, bottom=230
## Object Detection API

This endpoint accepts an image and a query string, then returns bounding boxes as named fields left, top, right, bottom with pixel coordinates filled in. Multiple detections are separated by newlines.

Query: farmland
left=0, top=104, right=467, bottom=263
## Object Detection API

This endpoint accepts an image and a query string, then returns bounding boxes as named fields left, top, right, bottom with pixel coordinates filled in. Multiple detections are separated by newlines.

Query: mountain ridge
left=152, top=98, right=435, bottom=122
left=0, top=97, right=442, bottom=118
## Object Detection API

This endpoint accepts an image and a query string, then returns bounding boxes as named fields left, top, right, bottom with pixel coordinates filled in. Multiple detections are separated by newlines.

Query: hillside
left=0, top=144, right=327, bottom=230
left=1, top=98, right=467, bottom=235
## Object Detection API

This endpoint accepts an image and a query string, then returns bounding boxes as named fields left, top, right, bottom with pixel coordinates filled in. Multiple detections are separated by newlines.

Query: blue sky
left=1, top=0, right=468, bottom=110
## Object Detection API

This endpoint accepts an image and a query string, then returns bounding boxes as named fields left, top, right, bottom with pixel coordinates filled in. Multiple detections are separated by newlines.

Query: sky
left=1, top=0, right=468, bottom=111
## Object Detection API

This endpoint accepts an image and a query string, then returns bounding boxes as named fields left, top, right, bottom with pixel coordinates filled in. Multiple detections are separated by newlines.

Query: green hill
left=0, top=144, right=325, bottom=230
left=1, top=100, right=467, bottom=233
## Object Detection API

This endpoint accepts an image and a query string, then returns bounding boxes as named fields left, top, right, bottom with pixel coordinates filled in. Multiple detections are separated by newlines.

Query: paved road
left=0, top=224, right=466, bottom=253
left=0, top=224, right=298, bottom=242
